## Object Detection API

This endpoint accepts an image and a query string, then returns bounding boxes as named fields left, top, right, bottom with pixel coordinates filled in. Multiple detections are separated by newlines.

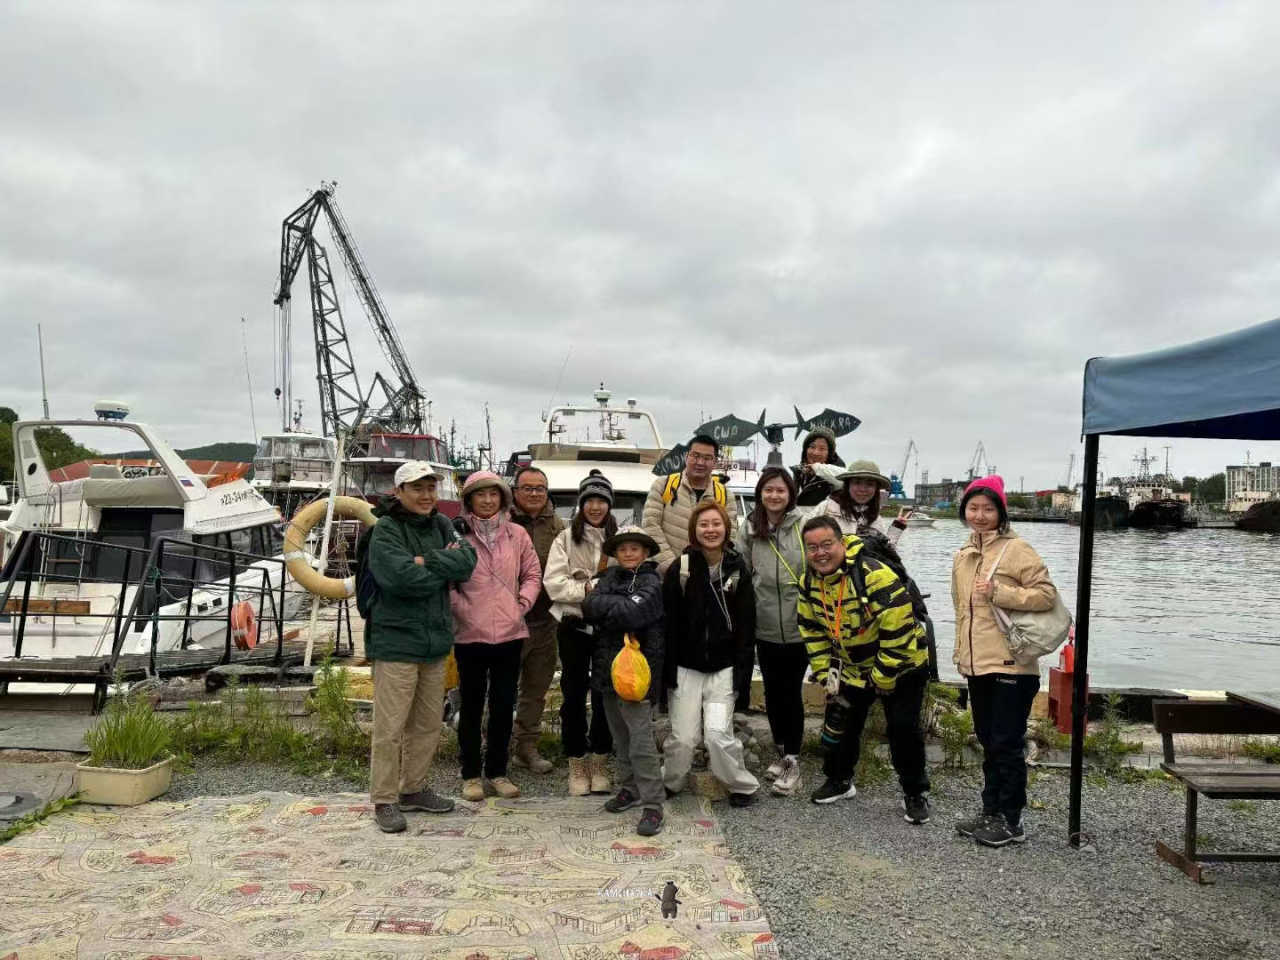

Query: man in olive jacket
left=367, top=461, right=477, bottom=833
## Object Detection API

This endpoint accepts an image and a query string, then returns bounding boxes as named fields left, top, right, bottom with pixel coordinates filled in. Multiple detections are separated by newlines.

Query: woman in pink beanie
left=950, top=474, right=1056, bottom=849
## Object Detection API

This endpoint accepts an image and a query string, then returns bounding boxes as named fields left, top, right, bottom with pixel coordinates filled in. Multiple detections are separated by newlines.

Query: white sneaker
left=771, top=756, right=801, bottom=796
left=764, top=757, right=784, bottom=781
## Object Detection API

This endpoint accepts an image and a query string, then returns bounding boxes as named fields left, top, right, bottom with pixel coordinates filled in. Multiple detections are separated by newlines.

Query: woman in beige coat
left=950, top=475, right=1055, bottom=849
left=544, top=470, right=616, bottom=796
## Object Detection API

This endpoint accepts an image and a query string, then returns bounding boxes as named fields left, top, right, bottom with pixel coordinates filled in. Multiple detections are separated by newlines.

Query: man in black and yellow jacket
left=797, top=515, right=931, bottom=823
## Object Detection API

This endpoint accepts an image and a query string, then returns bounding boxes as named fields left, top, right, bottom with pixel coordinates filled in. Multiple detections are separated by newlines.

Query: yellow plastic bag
left=611, top=634, right=651, bottom=702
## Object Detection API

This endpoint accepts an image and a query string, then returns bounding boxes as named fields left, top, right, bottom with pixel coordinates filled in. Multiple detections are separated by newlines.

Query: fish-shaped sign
left=792, top=406, right=860, bottom=440
left=652, top=442, right=690, bottom=476
left=694, top=411, right=766, bottom=448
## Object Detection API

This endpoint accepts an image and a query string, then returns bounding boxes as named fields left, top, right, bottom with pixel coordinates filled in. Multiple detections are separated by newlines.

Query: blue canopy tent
left=1071, top=317, right=1280, bottom=842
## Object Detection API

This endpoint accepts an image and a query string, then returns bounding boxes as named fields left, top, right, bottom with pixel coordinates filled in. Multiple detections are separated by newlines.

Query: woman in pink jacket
left=451, top=471, right=542, bottom=801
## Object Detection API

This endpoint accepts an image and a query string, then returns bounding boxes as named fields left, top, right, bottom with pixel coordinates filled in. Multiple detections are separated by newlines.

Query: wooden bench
left=1152, top=698, right=1280, bottom=883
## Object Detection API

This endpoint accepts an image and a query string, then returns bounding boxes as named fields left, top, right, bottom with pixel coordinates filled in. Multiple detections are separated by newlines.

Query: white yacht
left=251, top=430, right=338, bottom=519
left=1, top=411, right=304, bottom=693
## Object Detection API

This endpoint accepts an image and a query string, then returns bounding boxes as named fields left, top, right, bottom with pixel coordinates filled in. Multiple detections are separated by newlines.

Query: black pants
left=455, top=638, right=523, bottom=780
left=826, top=668, right=929, bottom=796
left=734, top=643, right=755, bottom=713
left=968, top=672, right=1039, bottom=823
left=757, top=641, right=809, bottom=756
left=557, top=620, right=612, bottom=758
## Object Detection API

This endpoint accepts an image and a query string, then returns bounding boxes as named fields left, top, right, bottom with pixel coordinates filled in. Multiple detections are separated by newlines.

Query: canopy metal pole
left=1069, top=432, right=1099, bottom=846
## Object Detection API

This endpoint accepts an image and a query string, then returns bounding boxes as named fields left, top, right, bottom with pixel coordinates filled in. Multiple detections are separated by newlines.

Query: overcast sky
left=4, top=1, right=1280, bottom=488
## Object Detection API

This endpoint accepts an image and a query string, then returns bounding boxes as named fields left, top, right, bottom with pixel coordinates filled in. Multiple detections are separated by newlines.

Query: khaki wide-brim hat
left=837, top=459, right=891, bottom=491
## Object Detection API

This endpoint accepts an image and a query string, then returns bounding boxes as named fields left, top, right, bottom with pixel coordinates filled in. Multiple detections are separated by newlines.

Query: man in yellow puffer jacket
left=796, top=516, right=931, bottom=822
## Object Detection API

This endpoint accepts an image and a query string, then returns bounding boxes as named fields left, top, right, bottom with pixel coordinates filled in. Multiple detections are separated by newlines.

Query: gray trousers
left=601, top=691, right=664, bottom=809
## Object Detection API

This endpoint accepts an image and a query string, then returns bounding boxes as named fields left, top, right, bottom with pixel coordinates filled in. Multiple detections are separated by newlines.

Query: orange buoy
left=231, top=601, right=258, bottom=650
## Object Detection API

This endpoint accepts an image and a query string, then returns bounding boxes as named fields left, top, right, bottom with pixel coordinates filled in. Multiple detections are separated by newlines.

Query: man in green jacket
left=368, top=461, right=477, bottom=833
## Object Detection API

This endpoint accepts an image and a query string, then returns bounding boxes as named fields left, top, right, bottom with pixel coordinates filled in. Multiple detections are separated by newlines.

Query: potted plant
left=77, top=683, right=174, bottom=805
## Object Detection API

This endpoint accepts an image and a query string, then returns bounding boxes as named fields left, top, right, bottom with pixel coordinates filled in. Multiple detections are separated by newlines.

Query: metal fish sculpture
left=694, top=411, right=767, bottom=448
left=792, top=406, right=861, bottom=440
left=652, top=442, right=690, bottom=476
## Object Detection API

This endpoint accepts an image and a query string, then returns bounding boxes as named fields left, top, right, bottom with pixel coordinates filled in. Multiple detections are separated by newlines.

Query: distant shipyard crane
left=966, top=441, right=994, bottom=481
left=272, top=181, right=425, bottom=439
left=889, top=439, right=919, bottom=499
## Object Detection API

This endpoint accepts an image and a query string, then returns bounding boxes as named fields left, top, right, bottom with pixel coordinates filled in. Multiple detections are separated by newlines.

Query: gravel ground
left=718, top=754, right=1280, bottom=960
left=166, top=730, right=1280, bottom=960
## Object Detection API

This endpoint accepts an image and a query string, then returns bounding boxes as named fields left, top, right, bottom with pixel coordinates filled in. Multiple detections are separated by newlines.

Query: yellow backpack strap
left=712, top=477, right=726, bottom=506
left=661, top=472, right=682, bottom=505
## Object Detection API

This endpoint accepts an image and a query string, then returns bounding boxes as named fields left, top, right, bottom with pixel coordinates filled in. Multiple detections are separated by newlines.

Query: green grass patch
left=0, top=795, right=79, bottom=844
left=1242, top=738, right=1280, bottom=764
left=85, top=679, right=173, bottom=770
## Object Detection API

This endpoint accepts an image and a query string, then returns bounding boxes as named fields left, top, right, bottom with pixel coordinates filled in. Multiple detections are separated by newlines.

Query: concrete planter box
left=76, top=756, right=173, bottom=806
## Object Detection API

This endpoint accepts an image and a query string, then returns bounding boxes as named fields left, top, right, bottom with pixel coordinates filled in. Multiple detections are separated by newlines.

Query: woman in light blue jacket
left=735, top=466, right=808, bottom=797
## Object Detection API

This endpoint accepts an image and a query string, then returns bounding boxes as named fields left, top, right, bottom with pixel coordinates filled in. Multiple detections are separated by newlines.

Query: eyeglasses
left=686, top=452, right=716, bottom=463
left=804, top=540, right=841, bottom=554
left=516, top=485, right=548, bottom=494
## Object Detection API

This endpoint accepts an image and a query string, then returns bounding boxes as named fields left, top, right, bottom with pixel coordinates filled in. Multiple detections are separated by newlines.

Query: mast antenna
left=37, top=323, right=50, bottom=419
left=241, top=318, right=259, bottom=439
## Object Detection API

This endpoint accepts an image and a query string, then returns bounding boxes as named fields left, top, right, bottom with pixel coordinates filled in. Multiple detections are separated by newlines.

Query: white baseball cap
left=393, top=461, right=441, bottom=487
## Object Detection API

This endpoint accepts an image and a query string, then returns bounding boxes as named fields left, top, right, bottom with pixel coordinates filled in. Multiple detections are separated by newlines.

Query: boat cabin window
left=367, top=435, right=445, bottom=462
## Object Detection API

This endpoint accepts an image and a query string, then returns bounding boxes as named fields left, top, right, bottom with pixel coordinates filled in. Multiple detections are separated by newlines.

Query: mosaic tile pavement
left=0, top=792, right=778, bottom=959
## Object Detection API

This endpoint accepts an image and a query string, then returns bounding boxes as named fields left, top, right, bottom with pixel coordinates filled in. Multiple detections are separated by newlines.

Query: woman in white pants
left=661, top=499, right=760, bottom=806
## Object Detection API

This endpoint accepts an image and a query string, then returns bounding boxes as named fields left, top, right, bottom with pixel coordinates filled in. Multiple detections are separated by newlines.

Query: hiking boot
left=374, top=803, right=406, bottom=833
left=512, top=743, right=553, bottom=775
left=589, top=753, right=612, bottom=794
left=484, top=777, right=521, bottom=799
left=567, top=756, right=591, bottom=796
left=636, top=807, right=664, bottom=836
left=764, top=747, right=785, bottom=781
left=771, top=756, right=801, bottom=797
left=810, top=778, right=857, bottom=805
left=604, top=787, right=641, bottom=813
left=399, top=788, right=455, bottom=814
left=903, top=793, right=931, bottom=825
left=729, top=790, right=757, bottom=808
left=461, top=778, right=485, bottom=802
left=973, top=813, right=1026, bottom=847
left=955, top=810, right=996, bottom=838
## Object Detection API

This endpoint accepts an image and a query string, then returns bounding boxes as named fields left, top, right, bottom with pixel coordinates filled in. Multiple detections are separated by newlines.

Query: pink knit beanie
left=961, top=474, right=1007, bottom=508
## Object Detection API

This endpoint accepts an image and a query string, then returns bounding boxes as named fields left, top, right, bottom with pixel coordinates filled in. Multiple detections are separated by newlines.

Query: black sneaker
left=903, top=793, right=931, bottom=825
left=399, top=789, right=455, bottom=814
left=973, top=813, right=1026, bottom=847
left=604, top=788, right=641, bottom=813
left=728, top=790, right=757, bottom=808
left=374, top=803, right=406, bottom=833
left=955, top=811, right=996, bottom=838
left=636, top=807, right=664, bottom=836
left=810, top=778, right=857, bottom=805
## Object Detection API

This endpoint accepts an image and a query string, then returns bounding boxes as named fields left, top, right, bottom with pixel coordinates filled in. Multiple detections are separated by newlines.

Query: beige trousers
left=512, top=616, right=559, bottom=751
left=370, top=659, right=446, bottom=804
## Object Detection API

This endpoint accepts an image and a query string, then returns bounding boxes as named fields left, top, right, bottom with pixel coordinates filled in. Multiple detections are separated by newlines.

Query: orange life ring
left=231, top=601, right=258, bottom=650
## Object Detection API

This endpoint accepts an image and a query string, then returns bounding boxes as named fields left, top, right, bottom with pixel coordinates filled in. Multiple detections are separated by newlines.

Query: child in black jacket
left=582, top=525, right=666, bottom=836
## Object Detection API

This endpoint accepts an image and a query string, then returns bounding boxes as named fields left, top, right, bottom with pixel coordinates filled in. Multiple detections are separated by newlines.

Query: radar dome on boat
left=94, top=401, right=130, bottom=421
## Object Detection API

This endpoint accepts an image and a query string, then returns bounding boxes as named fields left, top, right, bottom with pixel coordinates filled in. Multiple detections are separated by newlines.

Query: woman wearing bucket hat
left=792, top=426, right=846, bottom=508
left=543, top=469, right=617, bottom=796
left=450, top=470, right=542, bottom=802
left=951, top=474, right=1056, bottom=848
left=582, top=525, right=666, bottom=836
left=818, top=459, right=912, bottom=542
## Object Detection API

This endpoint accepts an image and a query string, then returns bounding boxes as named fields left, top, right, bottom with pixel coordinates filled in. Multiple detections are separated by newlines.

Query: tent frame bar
left=1068, top=433, right=1099, bottom=845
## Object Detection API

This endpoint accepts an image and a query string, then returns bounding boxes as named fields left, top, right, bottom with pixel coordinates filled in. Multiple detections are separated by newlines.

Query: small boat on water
left=1236, top=500, right=1280, bottom=532
left=904, top=511, right=937, bottom=528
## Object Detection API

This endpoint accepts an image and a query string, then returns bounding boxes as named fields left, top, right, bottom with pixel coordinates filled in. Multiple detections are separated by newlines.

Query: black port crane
left=273, top=181, right=425, bottom=440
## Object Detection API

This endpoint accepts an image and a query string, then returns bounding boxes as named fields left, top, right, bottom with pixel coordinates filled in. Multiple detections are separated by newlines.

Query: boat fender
left=231, top=601, right=258, bottom=650
left=283, top=496, right=377, bottom=599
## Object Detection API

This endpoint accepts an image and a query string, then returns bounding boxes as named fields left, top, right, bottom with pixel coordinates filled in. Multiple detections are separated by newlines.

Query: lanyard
left=817, top=575, right=846, bottom=642
left=766, top=526, right=803, bottom=587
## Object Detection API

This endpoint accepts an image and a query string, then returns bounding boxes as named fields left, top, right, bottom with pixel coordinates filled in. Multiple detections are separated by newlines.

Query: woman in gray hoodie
left=735, top=466, right=808, bottom=796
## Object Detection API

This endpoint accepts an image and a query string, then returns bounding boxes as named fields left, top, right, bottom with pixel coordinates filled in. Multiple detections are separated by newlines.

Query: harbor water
left=896, top=519, right=1280, bottom=691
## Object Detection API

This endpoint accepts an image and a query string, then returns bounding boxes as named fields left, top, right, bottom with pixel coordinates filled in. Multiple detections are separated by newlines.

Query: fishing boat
left=504, top=385, right=666, bottom=525
left=251, top=430, right=338, bottom=518
left=344, top=429, right=462, bottom=517
left=1069, top=492, right=1130, bottom=529
left=1126, top=484, right=1189, bottom=529
left=1236, top=499, right=1280, bottom=532
left=0, top=409, right=312, bottom=697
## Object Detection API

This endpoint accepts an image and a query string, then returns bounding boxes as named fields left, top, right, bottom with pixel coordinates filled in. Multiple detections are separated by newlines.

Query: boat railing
left=0, top=531, right=335, bottom=702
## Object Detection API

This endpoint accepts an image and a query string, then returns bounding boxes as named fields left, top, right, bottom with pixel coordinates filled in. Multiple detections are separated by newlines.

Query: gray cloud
left=3, top=1, right=1280, bottom=486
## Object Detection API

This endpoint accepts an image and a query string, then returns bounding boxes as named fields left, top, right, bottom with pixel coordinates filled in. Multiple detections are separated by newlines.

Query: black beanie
left=578, top=469, right=614, bottom=507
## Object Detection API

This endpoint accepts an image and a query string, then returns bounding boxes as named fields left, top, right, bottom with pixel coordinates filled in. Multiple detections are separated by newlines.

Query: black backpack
left=354, top=511, right=460, bottom=620
left=847, top=527, right=939, bottom=681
